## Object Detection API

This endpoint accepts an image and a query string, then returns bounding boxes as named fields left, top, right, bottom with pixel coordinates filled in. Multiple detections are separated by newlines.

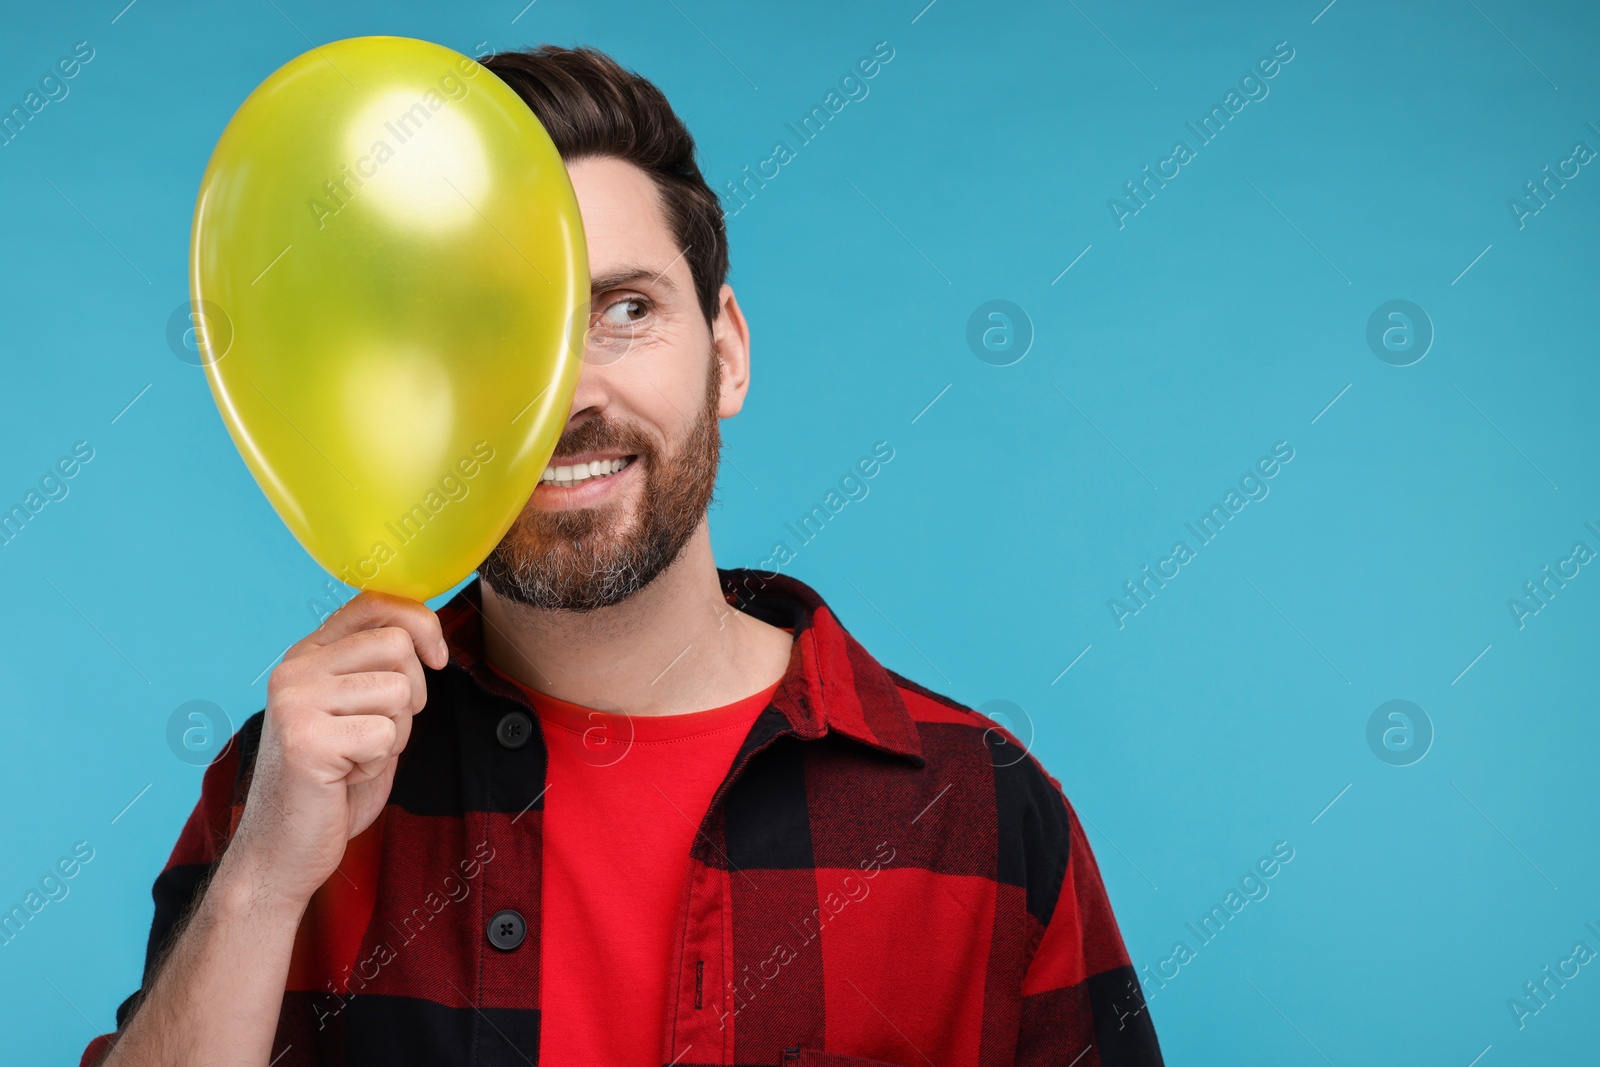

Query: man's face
left=478, top=157, right=732, bottom=612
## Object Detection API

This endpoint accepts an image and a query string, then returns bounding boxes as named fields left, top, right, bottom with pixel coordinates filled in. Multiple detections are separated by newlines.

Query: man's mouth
left=539, top=453, right=637, bottom=489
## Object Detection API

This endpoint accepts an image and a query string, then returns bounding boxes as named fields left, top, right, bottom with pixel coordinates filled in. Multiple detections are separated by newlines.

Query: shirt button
left=496, top=710, right=533, bottom=749
left=487, top=908, right=526, bottom=951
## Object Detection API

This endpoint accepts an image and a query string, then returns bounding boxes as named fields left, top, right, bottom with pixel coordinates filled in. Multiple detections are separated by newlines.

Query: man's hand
left=219, top=591, right=450, bottom=911
left=99, top=591, right=451, bottom=1066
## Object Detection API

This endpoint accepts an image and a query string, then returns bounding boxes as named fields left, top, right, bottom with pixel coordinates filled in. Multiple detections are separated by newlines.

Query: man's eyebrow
left=589, top=264, right=681, bottom=294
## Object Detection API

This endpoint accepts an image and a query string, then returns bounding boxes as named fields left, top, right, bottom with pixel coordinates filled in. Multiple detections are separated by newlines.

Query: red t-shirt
left=488, top=663, right=782, bottom=1066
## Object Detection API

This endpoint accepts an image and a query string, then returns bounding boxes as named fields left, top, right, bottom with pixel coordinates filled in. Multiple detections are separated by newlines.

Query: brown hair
left=480, top=45, right=729, bottom=326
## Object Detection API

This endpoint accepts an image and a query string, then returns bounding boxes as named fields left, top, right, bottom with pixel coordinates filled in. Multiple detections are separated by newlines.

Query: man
left=82, top=45, right=1163, bottom=1067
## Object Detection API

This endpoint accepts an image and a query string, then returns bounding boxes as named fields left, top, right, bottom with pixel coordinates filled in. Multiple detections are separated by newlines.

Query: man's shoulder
left=877, top=671, right=1077, bottom=901
left=885, top=669, right=1069, bottom=795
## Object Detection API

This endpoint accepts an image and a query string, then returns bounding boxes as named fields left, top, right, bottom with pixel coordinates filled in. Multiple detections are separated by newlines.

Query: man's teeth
left=540, top=456, right=632, bottom=487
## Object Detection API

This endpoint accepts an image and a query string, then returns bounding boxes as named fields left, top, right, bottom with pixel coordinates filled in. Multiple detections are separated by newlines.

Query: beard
left=477, top=353, right=722, bottom=612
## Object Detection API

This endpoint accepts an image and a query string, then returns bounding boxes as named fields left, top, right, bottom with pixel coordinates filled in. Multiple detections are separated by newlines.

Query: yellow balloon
left=190, top=36, right=586, bottom=602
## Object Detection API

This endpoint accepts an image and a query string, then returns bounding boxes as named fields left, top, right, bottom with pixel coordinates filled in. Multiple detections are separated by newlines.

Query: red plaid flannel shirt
left=83, top=568, right=1163, bottom=1066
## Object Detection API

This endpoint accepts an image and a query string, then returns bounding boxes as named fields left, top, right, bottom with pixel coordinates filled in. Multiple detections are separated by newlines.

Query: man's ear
left=710, top=282, right=751, bottom=418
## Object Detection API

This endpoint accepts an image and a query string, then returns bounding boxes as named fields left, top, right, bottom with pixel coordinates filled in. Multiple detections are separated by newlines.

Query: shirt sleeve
left=1013, top=772, right=1165, bottom=1066
left=78, top=713, right=261, bottom=1067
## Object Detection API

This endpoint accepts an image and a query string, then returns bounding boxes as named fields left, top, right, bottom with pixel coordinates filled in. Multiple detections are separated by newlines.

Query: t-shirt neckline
left=486, top=662, right=783, bottom=744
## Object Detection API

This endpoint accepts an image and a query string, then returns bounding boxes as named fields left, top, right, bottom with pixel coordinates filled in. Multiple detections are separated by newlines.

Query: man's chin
left=478, top=525, right=648, bottom=612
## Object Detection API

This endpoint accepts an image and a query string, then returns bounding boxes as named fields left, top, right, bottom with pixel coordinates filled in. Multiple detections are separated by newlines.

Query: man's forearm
left=99, top=855, right=307, bottom=1067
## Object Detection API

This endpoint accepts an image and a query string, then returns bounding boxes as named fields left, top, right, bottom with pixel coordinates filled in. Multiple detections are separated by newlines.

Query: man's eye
left=598, top=297, right=649, bottom=328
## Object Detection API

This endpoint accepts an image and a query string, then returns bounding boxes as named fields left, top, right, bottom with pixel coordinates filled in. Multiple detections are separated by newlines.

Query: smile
left=539, top=454, right=636, bottom=489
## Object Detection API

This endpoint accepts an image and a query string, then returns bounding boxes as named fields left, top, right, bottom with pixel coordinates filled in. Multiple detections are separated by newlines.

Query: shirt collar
left=436, top=569, right=925, bottom=767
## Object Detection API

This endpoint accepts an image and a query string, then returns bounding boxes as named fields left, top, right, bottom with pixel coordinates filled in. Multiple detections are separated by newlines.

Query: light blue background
left=2, top=1, right=1597, bottom=1063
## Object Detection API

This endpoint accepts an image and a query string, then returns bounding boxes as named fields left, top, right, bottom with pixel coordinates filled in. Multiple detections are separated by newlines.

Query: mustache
left=551, top=416, right=656, bottom=461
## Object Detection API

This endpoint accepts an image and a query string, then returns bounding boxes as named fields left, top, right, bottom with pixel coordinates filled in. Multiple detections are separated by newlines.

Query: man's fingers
left=276, top=629, right=430, bottom=713
left=347, top=752, right=395, bottom=786
left=326, top=713, right=398, bottom=772
left=279, top=673, right=420, bottom=749
left=288, top=591, right=449, bottom=670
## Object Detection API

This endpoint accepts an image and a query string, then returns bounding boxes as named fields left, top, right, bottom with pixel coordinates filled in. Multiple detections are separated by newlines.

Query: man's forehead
left=566, top=156, right=684, bottom=291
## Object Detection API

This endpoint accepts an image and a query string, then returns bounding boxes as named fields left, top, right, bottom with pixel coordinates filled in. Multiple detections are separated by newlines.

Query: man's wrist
left=207, top=850, right=312, bottom=929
